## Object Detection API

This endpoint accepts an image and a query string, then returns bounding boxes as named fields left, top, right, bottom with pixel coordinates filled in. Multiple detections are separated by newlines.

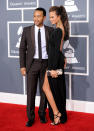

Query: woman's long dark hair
left=49, top=6, right=69, bottom=41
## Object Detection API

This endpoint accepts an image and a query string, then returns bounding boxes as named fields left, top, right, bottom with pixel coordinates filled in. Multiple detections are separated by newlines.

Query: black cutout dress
left=48, top=28, right=67, bottom=123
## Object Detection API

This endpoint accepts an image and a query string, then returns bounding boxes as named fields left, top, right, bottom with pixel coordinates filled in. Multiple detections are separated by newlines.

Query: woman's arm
left=49, top=28, right=62, bottom=69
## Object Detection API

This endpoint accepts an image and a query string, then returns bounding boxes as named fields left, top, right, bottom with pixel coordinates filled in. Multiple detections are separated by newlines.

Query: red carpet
left=0, top=103, right=94, bottom=131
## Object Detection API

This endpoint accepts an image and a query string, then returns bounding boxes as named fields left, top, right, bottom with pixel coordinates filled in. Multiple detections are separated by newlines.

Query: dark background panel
left=72, top=75, right=94, bottom=102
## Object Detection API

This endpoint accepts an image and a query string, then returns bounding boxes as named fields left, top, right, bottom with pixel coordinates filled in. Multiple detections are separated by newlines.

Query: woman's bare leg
left=42, top=72, right=61, bottom=123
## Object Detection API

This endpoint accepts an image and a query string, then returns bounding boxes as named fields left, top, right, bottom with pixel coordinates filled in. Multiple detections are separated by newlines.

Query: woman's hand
left=50, top=70, right=58, bottom=78
left=64, top=58, right=67, bottom=68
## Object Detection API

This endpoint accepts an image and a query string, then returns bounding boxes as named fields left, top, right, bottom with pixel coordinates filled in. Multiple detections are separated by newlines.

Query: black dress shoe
left=26, top=120, right=34, bottom=127
left=39, top=116, right=47, bottom=123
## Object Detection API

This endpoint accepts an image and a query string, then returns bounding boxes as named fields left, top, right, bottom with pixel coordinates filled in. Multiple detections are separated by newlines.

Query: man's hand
left=20, top=68, right=26, bottom=76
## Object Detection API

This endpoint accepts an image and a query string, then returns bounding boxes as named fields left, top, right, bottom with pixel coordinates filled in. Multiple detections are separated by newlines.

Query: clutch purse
left=56, top=69, right=63, bottom=75
left=47, top=69, right=63, bottom=76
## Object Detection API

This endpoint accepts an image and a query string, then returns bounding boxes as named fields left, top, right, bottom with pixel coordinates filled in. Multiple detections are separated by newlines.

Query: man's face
left=33, top=10, right=46, bottom=27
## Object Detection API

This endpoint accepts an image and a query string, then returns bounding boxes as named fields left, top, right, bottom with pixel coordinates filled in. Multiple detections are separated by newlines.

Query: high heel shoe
left=51, top=112, right=61, bottom=125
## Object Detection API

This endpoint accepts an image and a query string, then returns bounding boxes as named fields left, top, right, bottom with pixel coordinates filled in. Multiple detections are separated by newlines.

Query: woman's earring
left=57, top=21, right=60, bottom=26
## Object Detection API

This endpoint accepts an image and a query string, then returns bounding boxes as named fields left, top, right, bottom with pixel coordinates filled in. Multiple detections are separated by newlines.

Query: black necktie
left=38, top=29, right=42, bottom=60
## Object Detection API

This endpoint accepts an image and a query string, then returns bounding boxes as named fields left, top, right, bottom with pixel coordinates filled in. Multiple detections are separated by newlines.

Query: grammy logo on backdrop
left=63, top=40, right=78, bottom=64
left=64, top=0, right=78, bottom=12
left=16, top=26, right=23, bottom=48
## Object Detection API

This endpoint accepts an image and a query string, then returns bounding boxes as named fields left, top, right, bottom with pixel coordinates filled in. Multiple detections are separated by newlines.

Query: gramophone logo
left=8, top=24, right=24, bottom=57
left=16, top=26, right=23, bottom=48
left=63, top=40, right=78, bottom=64
left=8, top=22, right=33, bottom=58
left=64, top=0, right=78, bottom=12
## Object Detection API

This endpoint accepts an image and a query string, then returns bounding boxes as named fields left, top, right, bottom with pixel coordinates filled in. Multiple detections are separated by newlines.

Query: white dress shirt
left=33, top=25, right=48, bottom=59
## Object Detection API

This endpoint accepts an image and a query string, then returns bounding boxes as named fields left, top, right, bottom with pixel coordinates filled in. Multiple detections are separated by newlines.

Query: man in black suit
left=19, top=8, right=53, bottom=127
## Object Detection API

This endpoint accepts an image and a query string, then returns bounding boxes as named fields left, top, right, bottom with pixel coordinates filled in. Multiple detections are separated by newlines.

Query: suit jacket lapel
left=31, top=25, right=35, bottom=48
left=44, top=25, right=49, bottom=53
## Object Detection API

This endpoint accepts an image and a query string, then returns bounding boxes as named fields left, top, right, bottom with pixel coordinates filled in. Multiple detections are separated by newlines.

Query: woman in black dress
left=42, top=6, right=69, bottom=125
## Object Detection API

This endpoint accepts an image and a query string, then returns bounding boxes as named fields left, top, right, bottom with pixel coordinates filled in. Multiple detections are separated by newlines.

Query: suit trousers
left=26, top=59, right=48, bottom=121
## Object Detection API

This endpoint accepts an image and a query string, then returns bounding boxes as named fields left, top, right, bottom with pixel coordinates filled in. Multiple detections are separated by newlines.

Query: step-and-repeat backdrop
left=0, top=0, right=94, bottom=103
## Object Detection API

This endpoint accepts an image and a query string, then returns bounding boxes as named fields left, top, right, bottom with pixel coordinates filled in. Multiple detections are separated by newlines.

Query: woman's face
left=49, top=11, right=60, bottom=25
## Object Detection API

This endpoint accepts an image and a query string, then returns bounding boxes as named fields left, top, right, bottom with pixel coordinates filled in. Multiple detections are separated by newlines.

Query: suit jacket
left=19, top=24, right=53, bottom=73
